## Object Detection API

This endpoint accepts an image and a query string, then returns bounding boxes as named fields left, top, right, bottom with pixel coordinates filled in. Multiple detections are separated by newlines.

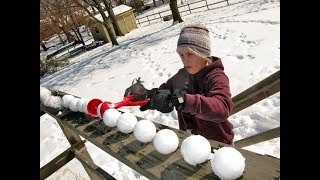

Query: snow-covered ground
left=40, top=0, right=280, bottom=179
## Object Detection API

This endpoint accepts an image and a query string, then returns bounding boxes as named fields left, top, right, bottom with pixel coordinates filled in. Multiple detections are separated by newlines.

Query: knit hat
left=177, top=24, right=211, bottom=58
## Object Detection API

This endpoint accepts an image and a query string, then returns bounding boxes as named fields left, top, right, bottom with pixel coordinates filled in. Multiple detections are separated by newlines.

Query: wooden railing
left=40, top=70, right=280, bottom=179
left=136, top=0, right=230, bottom=26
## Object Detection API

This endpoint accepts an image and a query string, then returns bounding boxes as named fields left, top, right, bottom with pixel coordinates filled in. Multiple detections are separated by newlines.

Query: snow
left=94, top=5, right=133, bottom=22
left=153, top=129, right=179, bottom=154
left=180, top=135, right=212, bottom=166
left=211, top=147, right=245, bottom=180
left=40, top=0, right=280, bottom=179
left=133, top=120, right=157, bottom=143
left=103, top=108, right=121, bottom=127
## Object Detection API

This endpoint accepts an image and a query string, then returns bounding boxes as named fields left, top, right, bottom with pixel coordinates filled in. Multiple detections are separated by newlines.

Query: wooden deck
left=41, top=105, right=280, bottom=180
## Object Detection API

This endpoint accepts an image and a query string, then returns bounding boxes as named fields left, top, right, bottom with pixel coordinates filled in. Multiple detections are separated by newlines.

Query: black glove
left=171, top=88, right=187, bottom=111
left=124, top=77, right=148, bottom=101
left=140, top=89, right=174, bottom=113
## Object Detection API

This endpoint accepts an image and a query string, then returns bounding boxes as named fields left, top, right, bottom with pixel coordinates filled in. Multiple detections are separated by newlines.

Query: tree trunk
left=59, top=26, right=74, bottom=43
left=102, top=0, right=124, bottom=36
left=57, top=33, right=65, bottom=45
left=169, top=0, right=183, bottom=23
left=41, top=41, right=48, bottom=51
left=75, top=28, right=85, bottom=46
left=94, top=0, right=119, bottom=45
left=153, top=0, right=156, bottom=6
left=71, top=0, right=118, bottom=45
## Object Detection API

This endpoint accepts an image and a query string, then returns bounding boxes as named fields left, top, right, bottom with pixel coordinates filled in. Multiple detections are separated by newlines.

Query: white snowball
left=211, top=147, right=245, bottom=180
left=117, top=113, right=137, bottom=133
left=76, top=99, right=86, bottom=113
left=43, top=96, right=52, bottom=107
left=69, top=98, right=80, bottom=112
left=133, top=120, right=157, bottom=143
left=61, top=95, right=74, bottom=108
left=40, top=87, right=52, bottom=103
left=97, top=103, right=102, bottom=118
left=42, top=95, right=62, bottom=109
left=103, top=109, right=121, bottom=127
left=181, top=135, right=211, bottom=166
left=81, top=99, right=90, bottom=114
left=49, top=96, right=62, bottom=109
left=153, top=129, right=179, bottom=154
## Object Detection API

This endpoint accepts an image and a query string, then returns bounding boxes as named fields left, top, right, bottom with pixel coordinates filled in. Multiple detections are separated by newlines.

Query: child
left=125, top=24, right=234, bottom=145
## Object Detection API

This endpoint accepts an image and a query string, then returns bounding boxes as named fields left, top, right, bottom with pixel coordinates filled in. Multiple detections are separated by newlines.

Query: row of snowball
left=40, top=87, right=245, bottom=180
left=103, top=109, right=245, bottom=180
left=61, top=94, right=90, bottom=114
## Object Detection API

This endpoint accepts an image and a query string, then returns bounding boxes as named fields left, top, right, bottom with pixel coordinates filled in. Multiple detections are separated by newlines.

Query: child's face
left=177, top=48, right=207, bottom=74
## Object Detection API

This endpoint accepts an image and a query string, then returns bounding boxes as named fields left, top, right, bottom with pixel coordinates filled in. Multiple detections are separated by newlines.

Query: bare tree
left=101, top=0, right=124, bottom=36
left=169, top=0, right=183, bottom=23
left=72, top=0, right=119, bottom=45
left=40, top=0, right=76, bottom=43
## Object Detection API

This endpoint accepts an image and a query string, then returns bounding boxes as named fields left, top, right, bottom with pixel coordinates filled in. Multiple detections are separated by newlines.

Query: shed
left=87, top=5, right=138, bottom=43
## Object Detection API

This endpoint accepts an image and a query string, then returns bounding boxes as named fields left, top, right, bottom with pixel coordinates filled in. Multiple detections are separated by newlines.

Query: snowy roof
left=93, top=5, right=133, bottom=21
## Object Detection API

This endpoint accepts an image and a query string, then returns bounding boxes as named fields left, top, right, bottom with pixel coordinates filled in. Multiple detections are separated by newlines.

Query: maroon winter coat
left=159, top=56, right=234, bottom=144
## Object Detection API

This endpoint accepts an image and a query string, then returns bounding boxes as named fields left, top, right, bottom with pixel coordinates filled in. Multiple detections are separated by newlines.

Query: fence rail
left=136, top=0, right=229, bottom=26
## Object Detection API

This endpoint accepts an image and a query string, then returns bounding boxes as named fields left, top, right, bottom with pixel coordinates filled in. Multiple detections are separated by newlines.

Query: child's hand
left=140, top=89, right=174, bottom=113
left=171, top=89, right=187, bottom=110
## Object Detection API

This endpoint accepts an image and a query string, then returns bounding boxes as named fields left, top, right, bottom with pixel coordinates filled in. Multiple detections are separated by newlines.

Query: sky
left=40, top=0, right=280, bottom=179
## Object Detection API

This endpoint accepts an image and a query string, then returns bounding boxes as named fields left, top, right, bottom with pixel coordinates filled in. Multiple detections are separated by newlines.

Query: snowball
left=48, top=96, right=62, bottom=109
left=42, top=95, right=62, bottom=109
left=69, top=98, right=80, bottom=112
left=117, top=112, right=137, bottom=133
left=103, top=109, right=121, bottom=127
left=42, top=96, right=51, bottom=107
left=133, top=120, right=157, bottom=143
left=81, top=99, right=90, bottom=114
left=76, top=99, right=86, bottom=113
left=61, top=95, right=74, bottom=108
left=153, top=129, right=179, bottom=154
left=181, top=135, right=211, bottom=166
left=211, top=147, right=245, bottom=180
left=40, top=87, right=52, bottom=103
left=97, top=103, right=102, bottom=118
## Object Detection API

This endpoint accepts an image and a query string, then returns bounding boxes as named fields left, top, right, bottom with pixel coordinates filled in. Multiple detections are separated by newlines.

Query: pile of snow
left=180, top=135, right=211, bottom=166
left=40, top=86, right=62, bottom=109
left=211, top=147, right=245, bottom=180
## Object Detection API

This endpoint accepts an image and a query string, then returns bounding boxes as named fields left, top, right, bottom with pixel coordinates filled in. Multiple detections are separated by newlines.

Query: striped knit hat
left=177, top=24, right=211, bottom=58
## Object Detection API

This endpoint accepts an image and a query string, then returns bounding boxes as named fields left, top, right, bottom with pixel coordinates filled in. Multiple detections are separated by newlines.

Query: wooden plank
left=234, top=127, right=280, bottom=148
left=74, top=149, right=116, bottom=180
left=231, top=70, right=280, bottom=114
left=40, top=141, right=85, bottom=180
left=41, top=105, right=280, bottom=180
left=41, top=106, right=107, bottom=180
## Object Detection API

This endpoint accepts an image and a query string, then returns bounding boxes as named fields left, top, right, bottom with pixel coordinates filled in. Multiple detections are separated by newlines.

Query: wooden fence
left=136, top=0, right=230, bottom=27
left=40, top=70, right=280, bottom=179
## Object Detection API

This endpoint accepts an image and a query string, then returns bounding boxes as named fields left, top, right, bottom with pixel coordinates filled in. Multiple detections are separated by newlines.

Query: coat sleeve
left=182, top=70, right=234, bottom=123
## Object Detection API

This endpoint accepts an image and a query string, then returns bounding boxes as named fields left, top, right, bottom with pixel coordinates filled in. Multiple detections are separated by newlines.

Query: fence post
left=187, top=4, right=191, bottom=14
left=147, top=15, right=150, bottom=24
left=205, top=0, right=209, bottom=10
left=137, top=18, right=140, bottom=26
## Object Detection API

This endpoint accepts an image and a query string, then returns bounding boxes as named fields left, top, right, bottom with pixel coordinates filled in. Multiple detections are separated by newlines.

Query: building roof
left=93, top=5, right=133, bottom=21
